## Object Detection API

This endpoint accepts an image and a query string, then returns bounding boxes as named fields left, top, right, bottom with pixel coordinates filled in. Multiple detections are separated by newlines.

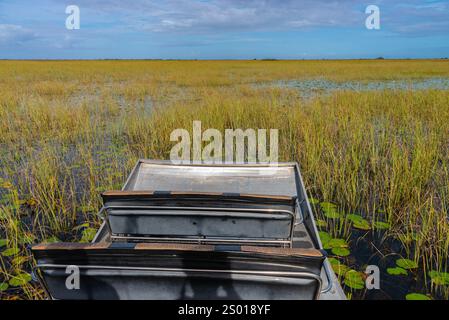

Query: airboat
left=32, top=160, right=346, bottom=300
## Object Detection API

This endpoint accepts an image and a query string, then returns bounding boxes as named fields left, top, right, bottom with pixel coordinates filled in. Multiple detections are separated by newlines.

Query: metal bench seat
left=32, top=242, right=325, bottom=300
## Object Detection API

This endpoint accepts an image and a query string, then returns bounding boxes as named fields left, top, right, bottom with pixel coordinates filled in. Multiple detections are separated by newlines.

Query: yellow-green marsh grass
left=0, top=60, right=448, bottom=299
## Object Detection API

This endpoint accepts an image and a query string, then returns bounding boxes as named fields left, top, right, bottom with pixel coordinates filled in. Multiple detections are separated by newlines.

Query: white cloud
left=0, top=24, right=37, bottom=44
left=58, top=0, right=362, bottom=33
left=144, top=0, right=361, bottom=32
left=386, top=1, right=449, bottom=35
left=38, top=0, right=449, bottom=36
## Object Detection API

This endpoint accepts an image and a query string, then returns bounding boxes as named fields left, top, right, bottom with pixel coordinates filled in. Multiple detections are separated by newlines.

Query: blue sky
left=0, top=0, right=448, bottom=59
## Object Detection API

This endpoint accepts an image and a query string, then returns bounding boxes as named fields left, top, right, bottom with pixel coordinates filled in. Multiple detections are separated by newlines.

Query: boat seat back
left=102, top=191, right=297, bottom=245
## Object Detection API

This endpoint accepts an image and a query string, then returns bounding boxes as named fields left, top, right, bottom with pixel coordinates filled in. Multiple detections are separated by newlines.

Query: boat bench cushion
left=32, top=242, right=325, bottom=300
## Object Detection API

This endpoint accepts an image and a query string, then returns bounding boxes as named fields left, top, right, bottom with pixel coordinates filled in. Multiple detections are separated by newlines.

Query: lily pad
left=8, top=273, right=32, bottom=287
left=319, top=231, right=331, bottom=248
left=323, top=209, right=342, bottom=219
left=0, top=282, right=9, bottom=291
left=396, top=258, right=418, bottom=270
left=0, top=239, right=7, bottom=247
left=1, top=247, right=20, bottom=257
left=332, top=247, right=351, bottom=257
left=320, top=203, right=341, bottom=219
left=344, top=270, right=365, bottom=290
left=374, top=221, right=390, bottom=230
left=346, top=214, right=365, bottom=223
left=405, top=293, right=431, bottom=300
left=387, top=267, right=408, bottom=276
left=328, top=238, right=348, bottom=248
left=353, top=220, right=371, bottom=230
left=428, top=271, right=449, bottom=286
left=346, top=214, right=371, bottom=230
left=328, top=258, right=350, bottom=276
left=80, top=227, right=97, bottom=243
left=309, top=198, right=320, bottom=205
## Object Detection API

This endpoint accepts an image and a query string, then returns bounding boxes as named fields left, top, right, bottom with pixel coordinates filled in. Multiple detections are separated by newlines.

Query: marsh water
left=261, top=77, right=449, bottom=100
left=340, top=227, right=437, bottom=300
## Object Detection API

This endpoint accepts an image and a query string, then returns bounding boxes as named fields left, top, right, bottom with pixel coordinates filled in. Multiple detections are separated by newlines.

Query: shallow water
left=265, top=78, right=449, bottom=99
left=315, top=205, right=448, bottom=300
left=343, top=230, right=435, bottom=300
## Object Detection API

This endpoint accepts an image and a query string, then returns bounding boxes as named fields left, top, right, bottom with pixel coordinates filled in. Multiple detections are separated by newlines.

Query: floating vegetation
left=8, top=273, right=32, bottom=287
left=319, top=231, right=331, bottom=246
left=345, top=214, right=363, bottom=223
left=346, top=214, right=371, bottom=230
left=308, top=198, right=320, bottom=205
left=328, top=238, right=348, bottom=248
left=0, top=239, right=7, bottom=247
left=396, top=259, right=419, bottom=270
left=332, top=247, right=351, bottom=257
left=387, top=267, right=408, bottom=276
left=320, top=202, right=342, bottom=219
left=344, top=270, right=365, bottom=290
left=405, top=293, right=432, bottom=300
left=319, top=202, right=337, bottom=211
left=352, top=221, right=370, bottom=231
left=328, top=258, right=350, bottom=276
left=373, top=221, right=390, bottom=230
left=324, top=210, right=343, bottom=219
left=0, top=282, right=9, bottom=292
left=428, top=271, right=449, bottom=286
left=1, top=247, right=20, bottom=257
left=321, top=236, right=350, bottom=257
left=80, top=227, right=97, bottom=243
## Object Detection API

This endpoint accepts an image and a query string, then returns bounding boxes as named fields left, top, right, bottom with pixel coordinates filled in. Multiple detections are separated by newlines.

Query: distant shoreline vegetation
left=0, top=57, right=448, bottom=61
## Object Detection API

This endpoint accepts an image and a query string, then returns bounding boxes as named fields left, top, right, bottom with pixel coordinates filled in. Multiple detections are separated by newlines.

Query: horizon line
left=1, top=58, right=448, bottom=62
